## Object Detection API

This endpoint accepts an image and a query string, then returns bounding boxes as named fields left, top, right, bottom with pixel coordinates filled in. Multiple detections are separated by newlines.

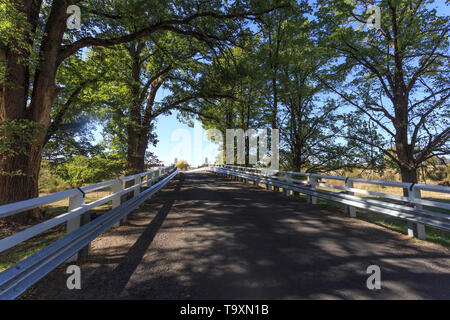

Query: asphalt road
left=26, top=172, right=450, bottom=299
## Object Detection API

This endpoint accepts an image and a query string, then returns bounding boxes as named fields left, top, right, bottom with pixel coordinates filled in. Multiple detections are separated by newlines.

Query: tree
left=91, top=31, right=236, bottom=175
left=54, top=154, right=124, bottom=188
left=256, top=1, right=305, bottom=129
left=144, top=151, right=163, bottom=168
left=316, top=0, right=450, bottom=188
left=195, top=2, right=349, bottom=172
left=270, top=6, right=348, bottom=172
left=0, top=0, right=284, bottom=222
left=175, top=159, right=190, bottom=171
left=192, top=43, right=267, bottom=165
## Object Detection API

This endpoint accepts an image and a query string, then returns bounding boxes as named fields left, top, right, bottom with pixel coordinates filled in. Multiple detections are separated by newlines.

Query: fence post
left=120, top=176, right=138, bottom=225
left=265, top=179, right=271, bottom=191
left=344, top=178, right=357, bottom=217
left=292, top=175, right=300, bottom=197
left=283, top=173, right=291, bottom=197
left=244, top=169, right=249, bottom=184
left=308, top=174, right=317, bottom=204
left=273, top=174, right=280, bottom=192
left=112, top=179, right=123, bottom=228
left=408, top=186, right=426, bottom=240
left=264, top=171, right=272, bottom=191
left=66, top=190, right=87, bottom=262
left=147, top=173, right=153, bottom=188
left=134, top=175, right=142, bottom=197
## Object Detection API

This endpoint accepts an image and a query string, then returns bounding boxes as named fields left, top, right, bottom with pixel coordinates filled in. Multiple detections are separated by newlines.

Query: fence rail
left=0, top=165, right=177, bottom=300
left=210, top=164, right=450, bottom=240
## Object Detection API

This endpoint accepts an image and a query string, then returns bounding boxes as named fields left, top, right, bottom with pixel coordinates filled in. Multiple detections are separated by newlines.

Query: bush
left=54, top=155, right=125, bottom=187
left=40, top=175, right=71, bottom=193
left=175, top=160, right=190, bottom=171
left=425, top=165, right=448, bottom=182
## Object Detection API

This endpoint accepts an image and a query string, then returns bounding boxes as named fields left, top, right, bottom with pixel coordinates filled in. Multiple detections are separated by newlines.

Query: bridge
left=0, top=166, right=449, bottom=299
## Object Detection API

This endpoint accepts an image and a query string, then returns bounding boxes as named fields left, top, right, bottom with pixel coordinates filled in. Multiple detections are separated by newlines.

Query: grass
left=350, top=209, right=450, bottom=248
left=0, top=190, right=114, bottom=272
left=0, top=227, right=66, bottom=271
left=1, top=164, right=162, bottom=272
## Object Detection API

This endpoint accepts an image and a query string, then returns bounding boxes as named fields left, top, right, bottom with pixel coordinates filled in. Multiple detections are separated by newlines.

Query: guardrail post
left=244, top=170, right=249, bottom=184
left=292, top=175, right=300, bottom=197
left=146, top=173, right=153, bottom=187
left=112, top=179, right=123, bottom=228
left=283, top=174, right=292, bottom=197
left=408, top=186, right=426, bottom=240
left=134, top=175, right=142, bottom=197
left=120, top=177, right=138, bottom=225
left=263, top=171, right=272, bottom=191
left=308, top=174, right=317, bottom=204
left=273, top=174, right=280, bottom=192
left=344, top=178, right=357, bottom=217
left=66, top=190, right=87, bottom=262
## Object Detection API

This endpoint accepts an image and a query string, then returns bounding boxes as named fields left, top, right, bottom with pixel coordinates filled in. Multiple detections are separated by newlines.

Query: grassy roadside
left=313, top=194, right=450, bottom=248
left=1, top=170, right=162, bottom=272
left=0, top=191, right=113, bottom=272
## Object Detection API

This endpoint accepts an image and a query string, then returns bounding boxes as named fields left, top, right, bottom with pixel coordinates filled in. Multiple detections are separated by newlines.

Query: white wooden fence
left=0, top=165, right=177, bottom=299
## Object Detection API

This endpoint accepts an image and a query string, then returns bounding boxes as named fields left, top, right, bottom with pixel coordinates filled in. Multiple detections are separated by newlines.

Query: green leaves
left=53, top=154, right=125, bottom=187
left=0, top=120, right=44, bottom=176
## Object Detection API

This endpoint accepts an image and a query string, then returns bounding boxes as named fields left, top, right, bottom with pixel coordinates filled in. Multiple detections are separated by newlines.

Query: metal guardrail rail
left=0, top=165, right=177, bottom=299
left=210, top=164, right=450, bottom=240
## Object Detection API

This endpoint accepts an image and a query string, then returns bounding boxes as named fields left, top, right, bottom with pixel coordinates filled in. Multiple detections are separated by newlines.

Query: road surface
left=26, top=172, right=450, bottom=299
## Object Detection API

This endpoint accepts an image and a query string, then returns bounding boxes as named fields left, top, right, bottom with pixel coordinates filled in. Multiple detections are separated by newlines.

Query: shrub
left=54, top=155, right=125, bottom=187
left=175, top=160, right=190, bottom=171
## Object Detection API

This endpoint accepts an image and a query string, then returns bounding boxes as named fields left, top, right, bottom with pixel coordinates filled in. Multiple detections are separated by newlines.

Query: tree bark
left=0, top=1, right=66, bottom=222
left=393, top=92, right=418, bottom=195
left=127, top=131, right=148, bottom=175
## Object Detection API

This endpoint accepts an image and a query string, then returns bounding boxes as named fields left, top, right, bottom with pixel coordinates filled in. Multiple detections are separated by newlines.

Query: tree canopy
left=0, top=0, right=448, bottom=223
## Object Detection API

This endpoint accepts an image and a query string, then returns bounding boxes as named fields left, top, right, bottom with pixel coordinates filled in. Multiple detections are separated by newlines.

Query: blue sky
left=146, top=111, right=220, bottom=166
left=94, top=87, right=220, bottom=166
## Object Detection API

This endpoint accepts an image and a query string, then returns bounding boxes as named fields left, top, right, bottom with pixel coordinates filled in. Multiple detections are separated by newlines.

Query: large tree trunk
left=399, top=166, right=418, bottom=184
left=0, top=35, right=38, bottom=221
left=392, top=91, right=418, bottom=196
left=0, top=154, right=34, bottom=224
left=399, top=165, right=419, bottom=197
left=0, top=131, right=46, bottom=222
left=0, top=1, right=66, bottom=223
left=127, top=129, right=148, bottom=175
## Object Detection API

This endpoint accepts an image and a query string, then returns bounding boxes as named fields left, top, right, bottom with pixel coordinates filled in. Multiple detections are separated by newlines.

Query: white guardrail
left=0, top=164, right=177, bottom=299
left=210, top=164, right=450, bottom=240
